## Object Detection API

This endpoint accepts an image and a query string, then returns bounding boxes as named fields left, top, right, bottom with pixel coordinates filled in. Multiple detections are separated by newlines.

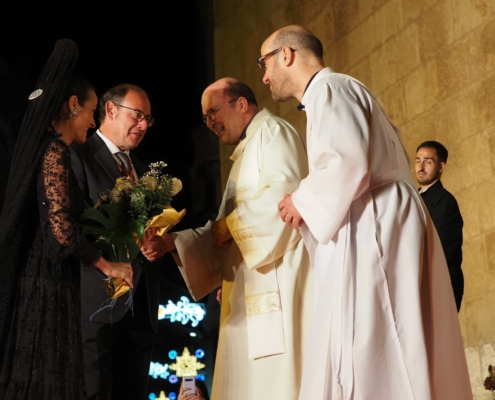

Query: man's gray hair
left=98, top=83, right=149, bottom=123
left=224, top=80, right=258, bottom=107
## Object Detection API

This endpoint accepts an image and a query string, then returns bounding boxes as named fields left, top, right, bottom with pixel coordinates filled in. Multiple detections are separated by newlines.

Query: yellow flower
left=131, top=192, right=143, bottom=205
left=95, top=193, right=109, bottom=209
left=108, top=188, right=123, bottom=204
left=172, top=178, right=182, bottom=196
left=115, top=177, right=133, bottom=191
left=141, top=176, right=158, bottom=190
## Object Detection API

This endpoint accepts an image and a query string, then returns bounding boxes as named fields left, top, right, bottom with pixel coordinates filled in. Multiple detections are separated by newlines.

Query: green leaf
left=80, top=207, right=116, bottom=229
left=92, top=238, right=114, bottom=261
left=81, top=206, right=141, bottom=262
left=80, top=225, right=116, bottom=237
left=106, top=232, right=134, bottom=262
left=100, top=203, right=126, bottom=226
left=127, top=218, right=144, bottom=242
left=123, top=234, right=140, bottom=261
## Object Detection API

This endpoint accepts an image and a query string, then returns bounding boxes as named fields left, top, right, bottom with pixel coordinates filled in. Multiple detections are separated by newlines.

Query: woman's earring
left=70, top=108, right=77, bottom=119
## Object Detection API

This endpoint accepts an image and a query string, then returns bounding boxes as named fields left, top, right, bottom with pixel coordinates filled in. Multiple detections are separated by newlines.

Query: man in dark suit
left=415, top=140, right=464, bottom=312
left=70, top=83, right=160, bottom=400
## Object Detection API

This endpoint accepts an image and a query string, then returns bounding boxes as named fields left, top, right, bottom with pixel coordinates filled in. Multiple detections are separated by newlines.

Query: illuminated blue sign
left=158, top=296, right=206, bottom=327
left=149, top=362, right=170, bottom=380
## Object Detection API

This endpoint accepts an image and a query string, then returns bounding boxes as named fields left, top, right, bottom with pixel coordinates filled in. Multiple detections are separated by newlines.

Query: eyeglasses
left=257, top=47, right=296, bottom=71
left=113, top=102, right=155, bottom=127
left=202, top=98, right=239, bottom=124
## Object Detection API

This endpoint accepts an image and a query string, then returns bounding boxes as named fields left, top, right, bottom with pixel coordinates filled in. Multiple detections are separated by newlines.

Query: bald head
left=201, top=78, right=258, bottom=145
left=260, top=25, right=325, bottom=102
left=264, top=25, right=324, bottom=60
left=202, top=77, right=231, bottom=99
left=203, top=78, right=258, bottom=107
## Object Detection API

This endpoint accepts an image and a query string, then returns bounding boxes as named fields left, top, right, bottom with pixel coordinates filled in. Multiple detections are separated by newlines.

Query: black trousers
left=81, top=275, right=156, bottom=400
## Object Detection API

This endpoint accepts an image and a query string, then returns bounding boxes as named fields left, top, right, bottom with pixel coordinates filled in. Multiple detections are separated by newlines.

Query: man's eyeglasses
left=257, top=47, right=295, bottom=71
left=113, top=102, right=155, bottom=127
left=202, top=98, right=239, bottom=124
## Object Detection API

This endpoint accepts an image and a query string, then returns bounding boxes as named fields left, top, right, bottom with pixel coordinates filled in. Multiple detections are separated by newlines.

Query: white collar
left=96, top=130, right=130, bottom=155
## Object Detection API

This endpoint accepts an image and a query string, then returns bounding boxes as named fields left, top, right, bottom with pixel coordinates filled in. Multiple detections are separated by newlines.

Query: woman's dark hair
left=70, top=74, right=95, bottom=106
left=195, top=380, right=210, bottom=400
left=54, top=74, right=95, bottom=120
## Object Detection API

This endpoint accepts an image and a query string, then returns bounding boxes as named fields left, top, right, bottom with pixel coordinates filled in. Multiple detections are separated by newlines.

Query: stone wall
left=211, top=0, right=495, bottom=397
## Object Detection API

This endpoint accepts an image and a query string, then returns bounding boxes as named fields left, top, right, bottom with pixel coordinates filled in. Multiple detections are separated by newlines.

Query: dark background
left=0, top=2, right=219, bottom=398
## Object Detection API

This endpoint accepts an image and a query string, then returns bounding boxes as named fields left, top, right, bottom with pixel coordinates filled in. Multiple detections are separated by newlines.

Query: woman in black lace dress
left=0, top=40, right=133, bottom=400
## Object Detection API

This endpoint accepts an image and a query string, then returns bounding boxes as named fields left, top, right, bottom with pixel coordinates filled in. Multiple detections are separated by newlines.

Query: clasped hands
left=140, top=228, right=176, bottom=262
left=139, top=218, right=233, bottom=263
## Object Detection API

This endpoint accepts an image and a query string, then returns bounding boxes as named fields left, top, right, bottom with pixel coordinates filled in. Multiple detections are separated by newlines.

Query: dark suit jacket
left=70, top=133, right=160, bottom=331
left=420, top=180, right=464, bottom=311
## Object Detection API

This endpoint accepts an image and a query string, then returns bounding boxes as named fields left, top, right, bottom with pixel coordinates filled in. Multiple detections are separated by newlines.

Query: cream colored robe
left=172, top=108, right=313, bottom=400
left=292, top=68, right=472, bottom=400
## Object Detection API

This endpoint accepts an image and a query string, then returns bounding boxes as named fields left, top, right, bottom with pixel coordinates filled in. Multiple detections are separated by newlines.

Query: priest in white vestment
left=141, top=78, right=313, bottom=400
left=260, top=25, right=473, bottom=400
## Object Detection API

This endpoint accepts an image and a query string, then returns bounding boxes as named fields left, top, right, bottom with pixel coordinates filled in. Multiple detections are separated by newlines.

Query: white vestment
left=173, top=108, right=313, bottom=400
left=292, top=68, right=472, bottom=400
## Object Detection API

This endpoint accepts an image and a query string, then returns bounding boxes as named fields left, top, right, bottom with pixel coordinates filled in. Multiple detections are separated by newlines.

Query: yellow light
left=157, top=391, right=169, bottom=400
left=169, top=347, right=206, bottom=377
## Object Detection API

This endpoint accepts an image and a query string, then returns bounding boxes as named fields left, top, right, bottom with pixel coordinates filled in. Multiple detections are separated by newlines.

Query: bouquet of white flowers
left=80, top=161, right=185, bottom=299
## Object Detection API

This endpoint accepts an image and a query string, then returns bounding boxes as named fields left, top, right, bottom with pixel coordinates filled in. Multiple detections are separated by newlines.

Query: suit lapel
left=87, top=134, right=123, bottom=180
left=87, top=133, right=149, bottom=180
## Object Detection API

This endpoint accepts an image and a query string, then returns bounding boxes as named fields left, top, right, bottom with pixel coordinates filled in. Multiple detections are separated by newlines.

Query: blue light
left=149, top=361, right=170, bottom=380
left=196, top=373, right=205, bottom=381
left=169, top=374, right=178, bottom=384
left=169, top=392, right=177, bottom=400
left=169, top=350, right=178, bottom=360
left=158, top=296, right=206, bottom=327
left=195, top=349, right=205, bottom=359
left=148, top=393, right=156, bottom=400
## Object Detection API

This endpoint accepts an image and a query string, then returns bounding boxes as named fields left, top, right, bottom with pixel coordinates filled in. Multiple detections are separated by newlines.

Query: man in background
left=416, top=140, right=464, bottom=311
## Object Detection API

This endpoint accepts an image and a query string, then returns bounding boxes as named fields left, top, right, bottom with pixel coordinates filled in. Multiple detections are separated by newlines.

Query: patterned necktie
left=115, top=152, right=133, bottom=178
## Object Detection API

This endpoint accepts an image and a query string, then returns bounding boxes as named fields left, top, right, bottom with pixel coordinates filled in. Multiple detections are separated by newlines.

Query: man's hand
left=94, top=258, right=134, bottom=288
left=211, top=218, right=233, bottom=246
left=140, top=233, right=176, bottom=262
left=278, top=193, right=305, bottom=228
left=143, top=227, right=158, bottom=242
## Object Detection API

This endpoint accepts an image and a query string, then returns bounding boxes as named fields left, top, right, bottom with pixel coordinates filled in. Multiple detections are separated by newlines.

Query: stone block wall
left=211, top=0, right=495, bottom=397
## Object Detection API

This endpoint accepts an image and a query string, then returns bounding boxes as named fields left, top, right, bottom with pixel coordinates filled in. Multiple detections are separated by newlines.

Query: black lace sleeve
left=40, top=139, right=100, bottom=266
